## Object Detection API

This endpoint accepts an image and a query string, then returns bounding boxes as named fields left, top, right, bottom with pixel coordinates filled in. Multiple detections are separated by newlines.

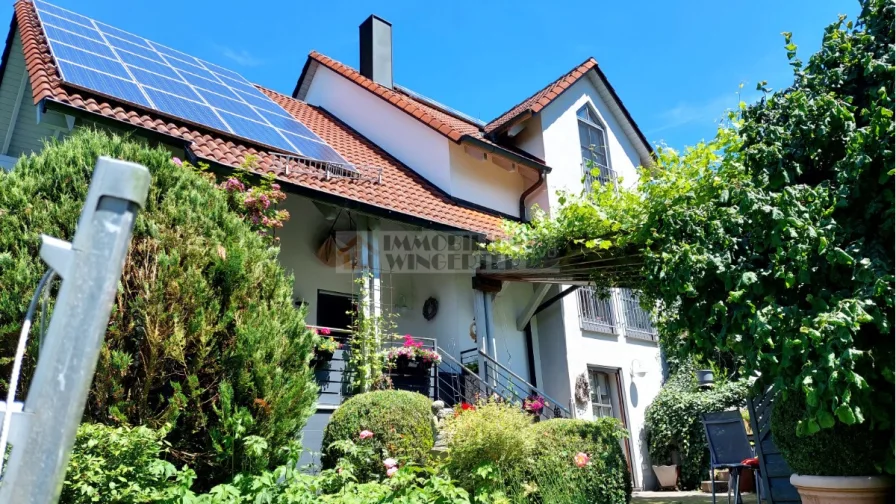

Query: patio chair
left=701, top=411, right=760, bottom=504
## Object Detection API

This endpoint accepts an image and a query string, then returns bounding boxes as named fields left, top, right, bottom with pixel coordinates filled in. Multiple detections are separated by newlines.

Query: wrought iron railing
left=583, top=161, right=617, bottom=192
left=577, top=287, right=619, bottom=334
left=618, top=288, right=658, bottom=342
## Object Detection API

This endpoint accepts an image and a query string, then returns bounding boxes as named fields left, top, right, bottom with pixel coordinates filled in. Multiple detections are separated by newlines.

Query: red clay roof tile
left=11, top=0, right=506, bottom=238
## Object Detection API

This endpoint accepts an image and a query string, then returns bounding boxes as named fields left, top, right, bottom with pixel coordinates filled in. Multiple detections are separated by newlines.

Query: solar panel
left=33, top=0, right=348, bottom=164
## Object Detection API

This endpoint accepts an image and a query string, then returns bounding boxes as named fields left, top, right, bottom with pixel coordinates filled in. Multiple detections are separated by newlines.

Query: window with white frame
left=588, top=369, right=615, bottom=418
left=577, top=104, right=614, bottom=189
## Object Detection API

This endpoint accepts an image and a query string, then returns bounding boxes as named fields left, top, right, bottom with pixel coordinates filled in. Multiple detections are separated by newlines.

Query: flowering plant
left=454, top=402, right=476, bottom=417
left=380, top=335, right=442, bottom=367
left=316, top=337, right=340, bottom=354
left=523, top=395, right=546, bottom=415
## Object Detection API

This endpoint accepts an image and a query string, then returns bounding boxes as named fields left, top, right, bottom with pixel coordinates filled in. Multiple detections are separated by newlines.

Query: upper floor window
left=577, top=104, right=614, bottom=189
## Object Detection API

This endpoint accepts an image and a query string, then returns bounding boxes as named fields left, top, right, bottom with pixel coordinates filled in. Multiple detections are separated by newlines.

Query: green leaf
left=835, top=404, right=857, bottom=425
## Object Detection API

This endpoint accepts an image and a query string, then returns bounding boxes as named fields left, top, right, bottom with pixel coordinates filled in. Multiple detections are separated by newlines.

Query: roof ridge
left=483, top=57, right=597, bottom=134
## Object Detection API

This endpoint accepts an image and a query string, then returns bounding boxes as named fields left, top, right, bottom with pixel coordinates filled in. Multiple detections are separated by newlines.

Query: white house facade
left=0, top=1, right=665, bottom=489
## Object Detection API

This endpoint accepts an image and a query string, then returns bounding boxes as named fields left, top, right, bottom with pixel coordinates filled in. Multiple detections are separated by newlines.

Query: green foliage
left=491, top=0, right=894, bottom=473
left=771, top=391, right=890, bottom=476
left=644, top=367, right=748, bottom=489
left=321, top=390, right=434, bottom=481
left=0, top=129, right=317, bottom=487
left=443, top=400, right=534, bottom=495
left=187, top=465, right=469, bottom=504
left=527, top=419, right=632, bottom=504
left=62, top=423, right=195, bottom=504
left=349, top=274, right=391, bottom=393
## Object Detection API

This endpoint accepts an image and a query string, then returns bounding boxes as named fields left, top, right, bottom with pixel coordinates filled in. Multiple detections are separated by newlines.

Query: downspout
left=519, top=170, right=545, bottom=222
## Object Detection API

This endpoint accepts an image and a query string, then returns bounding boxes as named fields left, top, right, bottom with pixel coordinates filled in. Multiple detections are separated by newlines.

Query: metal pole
left=0, top=157, right=149, bottom=504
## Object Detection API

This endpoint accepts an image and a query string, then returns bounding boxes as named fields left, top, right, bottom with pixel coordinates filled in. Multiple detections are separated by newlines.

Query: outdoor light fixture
left=630, top=359, right=647, bottom=378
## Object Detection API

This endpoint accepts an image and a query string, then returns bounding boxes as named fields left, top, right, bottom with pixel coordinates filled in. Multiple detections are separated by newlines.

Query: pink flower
left=320, top=327, right=331, bottom=335
left=386, top=467, right=398, bottom=478
left=383, top=458, right=397, bottom=469
left=172, top=157, right=183, bottom=166
left=574, top=452, right=589, bottom=468
left=271, top=183, right=281, bottom=190
left=359, top=430, right=374, bottom=440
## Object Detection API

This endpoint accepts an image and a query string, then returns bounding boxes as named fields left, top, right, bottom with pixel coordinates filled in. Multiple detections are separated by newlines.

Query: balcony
left=618, top=288, right=658, bottom=342
left=577, top=287, right=619, bottom=334
left=583, top=162, right=617, bottom=192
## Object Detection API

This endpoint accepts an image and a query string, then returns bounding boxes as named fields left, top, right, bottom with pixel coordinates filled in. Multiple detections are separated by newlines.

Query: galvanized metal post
left=0, top=157, right=150, bottom=503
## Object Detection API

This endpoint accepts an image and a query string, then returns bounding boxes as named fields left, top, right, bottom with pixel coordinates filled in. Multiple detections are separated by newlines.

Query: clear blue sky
left=5, top=0, right=859, bottom=149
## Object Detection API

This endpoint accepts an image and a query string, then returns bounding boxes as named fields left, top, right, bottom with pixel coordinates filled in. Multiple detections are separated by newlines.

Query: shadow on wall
left=630, top=381, right=639, bottom=408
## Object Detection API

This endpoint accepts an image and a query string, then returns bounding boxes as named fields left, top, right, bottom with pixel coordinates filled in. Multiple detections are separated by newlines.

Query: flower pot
left=695, top=369, right=714, bottom=386
left=790, top=474, right=894, bottom=504
left=393, top=356, right=430, bottom=376
left=653, top=464, right=678, bottom=489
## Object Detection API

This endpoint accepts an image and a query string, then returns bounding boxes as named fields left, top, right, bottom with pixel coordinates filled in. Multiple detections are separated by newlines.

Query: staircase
left=429, top=347, right=571, bottom=422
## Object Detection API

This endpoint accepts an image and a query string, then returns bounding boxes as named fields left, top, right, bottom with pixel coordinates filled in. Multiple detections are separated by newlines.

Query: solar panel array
left=33, top=0, right=347, bottom=163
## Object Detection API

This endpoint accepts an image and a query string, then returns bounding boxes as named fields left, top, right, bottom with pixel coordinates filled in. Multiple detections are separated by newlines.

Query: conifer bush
left=0, top=129, right=316, bottom=487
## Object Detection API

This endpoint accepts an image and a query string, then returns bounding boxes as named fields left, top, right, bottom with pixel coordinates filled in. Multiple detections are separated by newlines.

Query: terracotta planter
left=653, top=464, right=678, bottom=489
left=791, top=474, right=894, bottom=504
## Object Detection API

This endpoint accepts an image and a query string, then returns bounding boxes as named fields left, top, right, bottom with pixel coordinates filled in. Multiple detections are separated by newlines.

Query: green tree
left=491, top=0, right=894, bottom=473
left=0, top=129, right=317, bottom=487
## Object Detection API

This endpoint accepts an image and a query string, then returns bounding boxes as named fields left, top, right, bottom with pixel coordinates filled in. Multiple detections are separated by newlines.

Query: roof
left=484, top=58, right=653, bottom=160
left=8, top=0, right=506, bottom=238
left=294, top=51, right=547, bottom=167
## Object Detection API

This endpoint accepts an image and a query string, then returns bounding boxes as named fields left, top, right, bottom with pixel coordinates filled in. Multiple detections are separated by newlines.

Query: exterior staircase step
left=701, top=480, right=729, bottom=493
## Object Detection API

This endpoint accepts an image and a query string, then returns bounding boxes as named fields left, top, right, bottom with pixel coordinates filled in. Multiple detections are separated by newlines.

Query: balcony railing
left=577, top=287, right=619, bottom=334
left=583, top=162, right=617, bottom=192
left=576, top=288, right=658, bottom=342
left=618, top=288, right=658, bottom=342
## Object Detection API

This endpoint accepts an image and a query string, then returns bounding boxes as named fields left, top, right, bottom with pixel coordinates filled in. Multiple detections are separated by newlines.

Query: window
left=577, top=105, right=614, bottom=189
left=618, top=288, right=658, bottom=342
left=588, top=370, right=615, bottom=418
left=577, top=286, right=619, bottom=334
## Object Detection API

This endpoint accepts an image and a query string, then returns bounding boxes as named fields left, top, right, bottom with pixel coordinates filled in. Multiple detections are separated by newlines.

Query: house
left=0, top=0, right=664, bottom=489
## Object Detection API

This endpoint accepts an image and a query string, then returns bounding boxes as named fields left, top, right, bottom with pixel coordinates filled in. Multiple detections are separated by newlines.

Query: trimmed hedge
left=321, top=390, right=433, bottom=480
left=771, top=392, right=890, bottom=476
left=527, top=419, right=632, bottom=504
left=0, top=129, right=316, bottom=487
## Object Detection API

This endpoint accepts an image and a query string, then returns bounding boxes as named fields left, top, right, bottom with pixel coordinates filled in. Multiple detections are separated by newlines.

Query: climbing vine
left=490, top=0, right=894, bottom=472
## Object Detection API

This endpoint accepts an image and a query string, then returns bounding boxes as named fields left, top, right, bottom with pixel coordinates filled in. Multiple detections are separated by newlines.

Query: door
left=317, top=290, right=355, bottom=331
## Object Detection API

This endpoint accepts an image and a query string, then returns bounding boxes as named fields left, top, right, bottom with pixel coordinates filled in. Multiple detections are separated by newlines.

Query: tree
left=0, top=129, right=317, bottom=487
left=491, top=0, right=894, bottom=472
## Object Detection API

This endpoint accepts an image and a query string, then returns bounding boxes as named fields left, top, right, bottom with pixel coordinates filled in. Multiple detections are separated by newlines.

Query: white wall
left=532, top=292, right=571, bottom=408
left=539, top=75, right=643, bottom=209
left=490, top=282, right=534, bottom=382
left=558, top=291, right=663, bottom=490
left=448, top=142, right=524, bottom=218
left=277, top=195, right=359, bottom=325
left=304, top=66, right=453, bottom=193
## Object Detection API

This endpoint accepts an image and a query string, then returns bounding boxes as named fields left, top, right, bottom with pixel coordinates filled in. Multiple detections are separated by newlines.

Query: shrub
left=0, top=129, right=317, bottom=487
left=644, top=366, right=748, bottom=489
left=526, top=419, right=632, bottom=504
left=443, top=399, right=533, bottom=494
left=771, top=391, right=890, bottom=476
left=321, top=390, right=434, bottom=481
left=62, top=423, right=194, bottom=503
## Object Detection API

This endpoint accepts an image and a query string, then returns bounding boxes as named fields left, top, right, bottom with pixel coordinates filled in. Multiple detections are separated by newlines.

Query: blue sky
left=4, top=0, right=858, bottom=149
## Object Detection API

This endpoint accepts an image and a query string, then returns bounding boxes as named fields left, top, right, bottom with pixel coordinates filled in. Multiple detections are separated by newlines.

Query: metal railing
left=583, top=161, right=617, bottom=192
left=618, top=289, right=658, bottom=342
left=577, top=287, right=619, bottom=334
left=451, top=349, right=570, bottom=421
left=273, top=152, right=382, bottom=184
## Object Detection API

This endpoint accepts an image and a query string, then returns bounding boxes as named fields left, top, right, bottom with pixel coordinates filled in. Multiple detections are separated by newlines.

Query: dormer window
left=577, top=104, right=614, bottom=189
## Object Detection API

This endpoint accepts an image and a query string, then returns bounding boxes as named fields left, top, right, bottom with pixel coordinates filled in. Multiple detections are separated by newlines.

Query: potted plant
left=523, top=394, right=546, bottom=417
left=464, top=361, right=479, bottom=374
left=652, top=458, right=679, bottom=490
left=381, top=335, right=441, bottom=376
left=312, top=333, right=340, bottom=367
